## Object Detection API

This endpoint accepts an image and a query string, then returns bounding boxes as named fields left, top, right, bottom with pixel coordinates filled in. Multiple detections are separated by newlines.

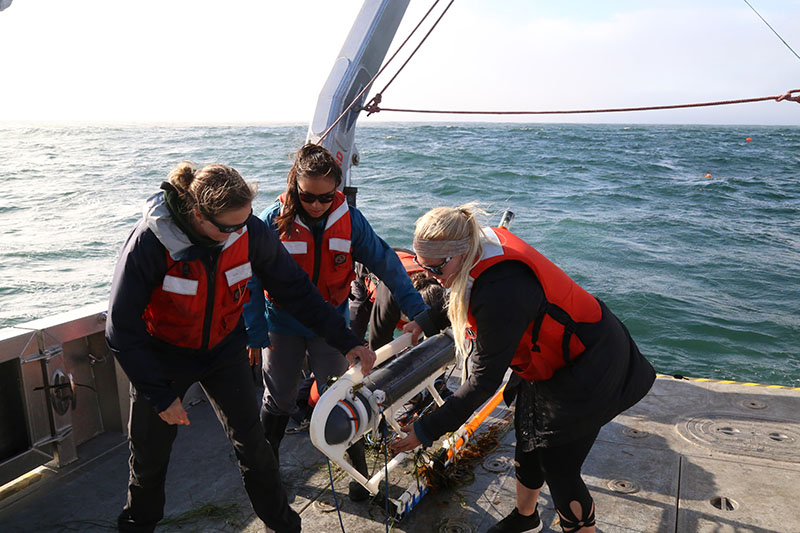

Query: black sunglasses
left=297, top=188, right=336, bottom=204
left=201, top=208, right=252, bottom=233
left=413, top=254, right=452, bottom=276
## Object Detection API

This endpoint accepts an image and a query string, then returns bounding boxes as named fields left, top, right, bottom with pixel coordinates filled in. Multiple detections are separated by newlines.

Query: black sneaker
left=116, top=509, right=157, bottom=533
left=487, top=507, right=542, bottom=533
left=348, top=480, right=371, bottom=502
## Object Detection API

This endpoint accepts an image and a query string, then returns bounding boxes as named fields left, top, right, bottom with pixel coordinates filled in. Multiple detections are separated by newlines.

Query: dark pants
left=119, top=349, right=301, bottom=533
left=514, top=422, right=599, bottom=524
left=348, top=270, right=372, bottom=341
left=368, top=281, right=400, bottom=350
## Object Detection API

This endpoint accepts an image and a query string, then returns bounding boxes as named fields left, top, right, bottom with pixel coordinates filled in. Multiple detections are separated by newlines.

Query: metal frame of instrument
left=309, top=332, right=455, bottom=495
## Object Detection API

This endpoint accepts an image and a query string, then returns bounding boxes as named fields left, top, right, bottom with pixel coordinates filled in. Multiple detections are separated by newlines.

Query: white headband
left=413, top=236, right=471, bottom=259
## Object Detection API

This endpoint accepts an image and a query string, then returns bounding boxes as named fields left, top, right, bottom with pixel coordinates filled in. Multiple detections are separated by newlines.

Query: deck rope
left=364, top=90, right=800, bottom=116
left=359, top=1, right=800, bottom=118
left=322, top=0, right=798, bottom=128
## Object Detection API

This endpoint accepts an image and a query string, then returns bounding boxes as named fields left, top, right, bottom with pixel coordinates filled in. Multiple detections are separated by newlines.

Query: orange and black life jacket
left=467, top=227, right=602, bottom=381
left=142, top=229, right=252, bottom=350
left=364, top=249, right=423, bottom=302
left=271, top=191, right=355, bottom=307
left=363, top=249, right=426, bottom=329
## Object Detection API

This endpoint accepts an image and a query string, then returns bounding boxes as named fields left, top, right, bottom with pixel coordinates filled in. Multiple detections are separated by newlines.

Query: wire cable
left=317, top=0, right=447, bottom=143
left=743, top=0, right=800, bottom=62
left=326, top=458, right=347, bottom=533
left=367, top=0, right=456, bottom=111
left=380, top=404, right=391, bottom=533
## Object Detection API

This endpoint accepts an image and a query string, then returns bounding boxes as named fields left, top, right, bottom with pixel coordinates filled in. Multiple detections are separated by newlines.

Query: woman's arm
left=242, top=203, right=280, bottom=349
left=349, top=207, right=432, bottom=329
left=368, top=281, right=402, bottom=350
left=105, top=222, right=177, bottom=412
left=414, top=261, right=543, bottom=445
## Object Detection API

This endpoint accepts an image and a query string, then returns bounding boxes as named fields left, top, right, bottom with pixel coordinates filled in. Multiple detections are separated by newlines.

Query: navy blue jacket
left=106, top=193, right=362, bottom=413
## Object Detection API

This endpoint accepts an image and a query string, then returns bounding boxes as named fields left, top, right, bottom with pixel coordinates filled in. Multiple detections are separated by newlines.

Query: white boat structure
left=1, top=1, right=799, bottom=531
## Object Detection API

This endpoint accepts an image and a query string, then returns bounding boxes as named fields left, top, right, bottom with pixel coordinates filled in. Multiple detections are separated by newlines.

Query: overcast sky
left=1, top=0, right=798, bottom=125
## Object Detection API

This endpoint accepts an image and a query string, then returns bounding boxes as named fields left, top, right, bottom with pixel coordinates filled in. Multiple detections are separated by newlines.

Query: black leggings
left=514, top=425, right=599, bottom=530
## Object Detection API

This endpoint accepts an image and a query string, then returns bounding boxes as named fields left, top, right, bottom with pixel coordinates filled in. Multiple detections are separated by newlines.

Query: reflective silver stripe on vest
left=325, top=201, right=349, bottom=230
left=162, top=275, right=198, bottom=295
left=468, top=228, right=506, bottom=292
left=283, top=241, right=307, bottom=254
left=292, top=214, right=310, bottom=230
left=222, top=225, right=248, bottom=251
left=328, top=238, right=351, bottom=253
left=225, top=263, right=252, bottom=286
left=481, top=227, right=504, bottom=260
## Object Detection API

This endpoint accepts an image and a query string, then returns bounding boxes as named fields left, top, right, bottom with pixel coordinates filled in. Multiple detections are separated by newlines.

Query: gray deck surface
left=1, top=376, right=798, bottom=533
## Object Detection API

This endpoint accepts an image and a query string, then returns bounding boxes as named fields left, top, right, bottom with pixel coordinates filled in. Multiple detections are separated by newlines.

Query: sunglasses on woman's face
left=413, top=255, right=452, bottom=276
left=202, top=208, right=252, bottom=233
left=297, top=188, right=336, bottom=204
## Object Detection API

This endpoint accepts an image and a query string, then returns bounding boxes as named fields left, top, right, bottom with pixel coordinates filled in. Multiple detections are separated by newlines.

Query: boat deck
left=1, top=375, right=799, bottom=533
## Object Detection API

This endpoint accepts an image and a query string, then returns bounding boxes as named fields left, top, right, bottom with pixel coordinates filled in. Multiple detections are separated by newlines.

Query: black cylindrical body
left=362, top=334, right=455, bottom=406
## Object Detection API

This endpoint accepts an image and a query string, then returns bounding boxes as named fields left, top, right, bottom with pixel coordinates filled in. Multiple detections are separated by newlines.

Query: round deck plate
left=314, top=497, right=342, bottom=513
left=678, top=414, right=800, bottom=462
left=607, top=479, right=640, bottom=494
left=482, top=453, right=512, bottom=473
left=622, top=427, right=649, bottom=439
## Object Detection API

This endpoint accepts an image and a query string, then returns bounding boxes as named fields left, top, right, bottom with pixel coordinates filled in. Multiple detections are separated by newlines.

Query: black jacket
left=106, top=194, right=362, bottom=413
left=416, top=260, right=655, bottom=447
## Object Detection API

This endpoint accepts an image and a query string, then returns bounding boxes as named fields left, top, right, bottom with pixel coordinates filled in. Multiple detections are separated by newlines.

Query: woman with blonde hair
left=393, top=204, right=655, bottom=533
left=106, top=161, right=374, bottom=533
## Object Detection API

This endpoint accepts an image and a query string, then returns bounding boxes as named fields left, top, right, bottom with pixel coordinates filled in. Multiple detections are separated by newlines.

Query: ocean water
left=0, top=122, right=798, bottom=387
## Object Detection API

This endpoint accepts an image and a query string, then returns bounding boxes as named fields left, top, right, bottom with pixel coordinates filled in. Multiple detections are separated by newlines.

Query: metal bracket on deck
left=20, top=346, right=64, bottom=364
left=32, top=425, right=73, bottom=448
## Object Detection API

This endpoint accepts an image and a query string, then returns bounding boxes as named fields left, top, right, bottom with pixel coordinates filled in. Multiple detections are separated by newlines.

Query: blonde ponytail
left=414, top=203, right=486, bottom=357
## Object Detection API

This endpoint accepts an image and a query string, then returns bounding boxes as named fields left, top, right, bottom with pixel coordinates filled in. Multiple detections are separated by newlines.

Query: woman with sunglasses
left=243, top=144, right=439, bottom=501
left=106, top=161, right=375, bottom=533
left=392, top=204, right=655, bottom=533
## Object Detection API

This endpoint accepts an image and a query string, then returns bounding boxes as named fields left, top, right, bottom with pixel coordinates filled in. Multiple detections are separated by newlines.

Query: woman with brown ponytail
left=243, top=144, right=440, bottom=501
left=106, top=161, right=375, bottom=533
left=392, top=204, right=655, bottom=533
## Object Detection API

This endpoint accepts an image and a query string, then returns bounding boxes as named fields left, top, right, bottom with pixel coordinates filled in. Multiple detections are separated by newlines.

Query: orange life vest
left=467, top=227, right=602, bottom=381
left=363, top=249, right=424, bottom=329
left=274, top=191, right=355, bottom=306
left=364, top=249, right=423, bottom=303
left=143, top=229, right=252, bottom=350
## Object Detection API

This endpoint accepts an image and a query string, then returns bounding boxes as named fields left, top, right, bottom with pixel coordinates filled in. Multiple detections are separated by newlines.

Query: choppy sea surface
left=0, top=122, right=798, bottom=387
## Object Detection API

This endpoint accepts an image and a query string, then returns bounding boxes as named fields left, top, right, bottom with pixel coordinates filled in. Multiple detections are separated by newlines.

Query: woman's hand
left=402, top=320, right=423, bottom=344
left=391, top=423, right=421, bottom=453
left=158, top=397, right=190, bottom=426
left=345, top=345, right=377, bottom=375
left=247, top=346, right=262, bottom=367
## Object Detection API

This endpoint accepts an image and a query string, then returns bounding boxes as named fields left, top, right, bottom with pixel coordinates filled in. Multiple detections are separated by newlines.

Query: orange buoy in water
left=704, top=173, right=712, bottom=178
left=745, top=137, right=752, bottom=142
